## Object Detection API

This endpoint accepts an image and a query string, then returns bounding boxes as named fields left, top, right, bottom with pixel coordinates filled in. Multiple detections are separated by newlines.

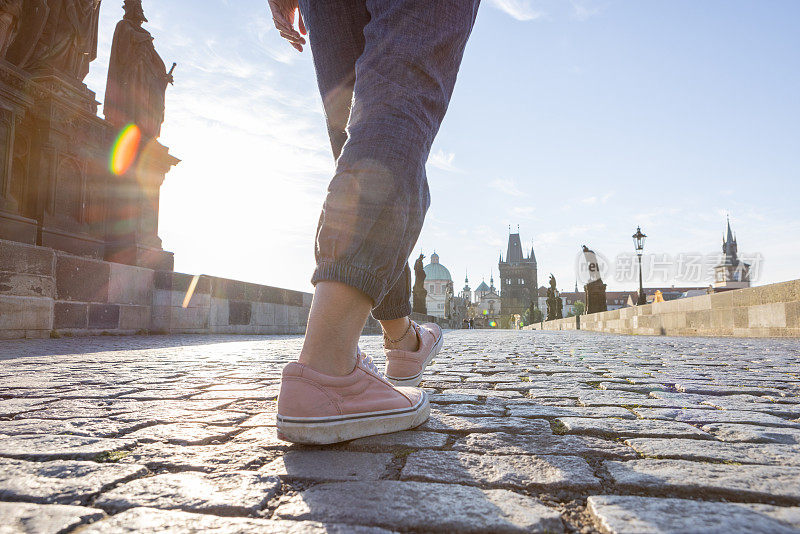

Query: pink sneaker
left=276, top=351, right=429, bottom=444
left=385, top=321, right=443, bottom=387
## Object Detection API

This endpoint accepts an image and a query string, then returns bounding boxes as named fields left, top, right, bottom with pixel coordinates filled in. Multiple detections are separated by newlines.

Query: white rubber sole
left=276, top=392, right=430, bottom=445
left=385, top=327, right=444, bottom=387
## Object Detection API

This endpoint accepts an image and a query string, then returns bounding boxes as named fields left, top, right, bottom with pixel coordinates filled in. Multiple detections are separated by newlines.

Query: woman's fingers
left=268, top=1, right=305, bottom=52
left=298, top=11, right=306, bottom=35
left=279, top=29, right=305, bottom=45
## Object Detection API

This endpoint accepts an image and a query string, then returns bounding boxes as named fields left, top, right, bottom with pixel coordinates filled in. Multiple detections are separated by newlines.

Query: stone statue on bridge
left=582, top=244, right=608, bottom=314
left=546, top=274, right=563, bottom=321
left=7, top=0, right=101, bottom=81
left=412, top=254, right=427, bottom=315
left=4, top=0, right=48, bottom=67
left=104, top=0, right=173, bottom=139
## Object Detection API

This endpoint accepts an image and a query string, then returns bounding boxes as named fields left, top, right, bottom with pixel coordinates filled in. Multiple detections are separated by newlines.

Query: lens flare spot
left=182, top=275, right=200, bottom=308
left=489, top=321, right=497, bottom=328
left=110, top=124, right=141, bottom=176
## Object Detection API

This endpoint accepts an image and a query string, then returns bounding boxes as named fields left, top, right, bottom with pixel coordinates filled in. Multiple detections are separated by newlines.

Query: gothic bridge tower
left=498, top=230, right=538, bottom=316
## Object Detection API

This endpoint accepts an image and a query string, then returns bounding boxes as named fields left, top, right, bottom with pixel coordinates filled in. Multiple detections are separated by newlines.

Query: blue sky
left=86, top=0, right=800, bottom=294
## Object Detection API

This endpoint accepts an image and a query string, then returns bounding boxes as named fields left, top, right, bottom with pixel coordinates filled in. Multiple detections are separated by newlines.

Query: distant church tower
left=498, top=229, right=538, bottom=316
left=713, top=217, right=751, bottom=291
left=461, top=273, right=472, bottom=302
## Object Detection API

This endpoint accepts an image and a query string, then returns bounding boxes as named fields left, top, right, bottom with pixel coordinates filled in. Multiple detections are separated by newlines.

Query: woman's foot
left=277, top=351, right=429, bottom=444
left=384, top=321, right=443, bottom=387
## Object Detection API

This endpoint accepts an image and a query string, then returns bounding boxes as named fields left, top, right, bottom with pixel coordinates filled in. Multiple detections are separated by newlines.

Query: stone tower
left=713, top=217, right=750, bottom=291
left=498, top=231, right=538, bottom=316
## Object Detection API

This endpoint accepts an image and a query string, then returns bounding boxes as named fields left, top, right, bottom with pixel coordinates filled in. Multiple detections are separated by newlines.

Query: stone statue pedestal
left=104, top=139, right=178, bottom=271
left=585, top=279, right=608, bottom=314
left=412, top=287, right=427, bottom=315
left=0, top=63, right=178, bottom=270
left=0, top=61, right=37, bottom=244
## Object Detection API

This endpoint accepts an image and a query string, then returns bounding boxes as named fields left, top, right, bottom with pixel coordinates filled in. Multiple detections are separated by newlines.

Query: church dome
left=423, top=252, right=452, bottom=281
left=475, top=281, right=490, bottom=292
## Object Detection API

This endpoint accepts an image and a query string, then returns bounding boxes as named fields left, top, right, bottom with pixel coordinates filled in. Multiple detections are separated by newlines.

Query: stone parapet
left=0, top=239, right=315, bottom=339
left=526, top=279, right=800, bottom=338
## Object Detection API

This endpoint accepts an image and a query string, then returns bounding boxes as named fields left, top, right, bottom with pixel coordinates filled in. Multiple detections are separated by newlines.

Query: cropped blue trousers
left=300, top=0, right=480, bottom=320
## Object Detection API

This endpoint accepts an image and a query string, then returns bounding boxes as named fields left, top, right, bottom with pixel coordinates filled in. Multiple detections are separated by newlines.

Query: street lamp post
left=632, top=226, right=647, bottom=305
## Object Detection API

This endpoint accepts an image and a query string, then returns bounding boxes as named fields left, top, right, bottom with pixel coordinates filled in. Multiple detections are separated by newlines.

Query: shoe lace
left=357, top=348, right=384, bottom=377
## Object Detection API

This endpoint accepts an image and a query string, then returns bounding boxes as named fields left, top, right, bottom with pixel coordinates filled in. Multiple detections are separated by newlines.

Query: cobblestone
left=95, top=471, right=280, bottom=515
left=587, top=495, right=800, bottom=533
left=273, top=480, right=563, bottom=532
left=260, top=451, right=393, bottom=481
left=401, top=450, right=600, bottom=491
left=1, top=330, right=799, bottom=531
left=0, top=502, right=105, bottom=533
left=0, top=458, right=147, bottom=504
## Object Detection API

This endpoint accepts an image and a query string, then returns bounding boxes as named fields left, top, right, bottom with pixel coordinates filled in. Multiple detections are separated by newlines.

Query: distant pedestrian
left=269, top=0, right=480, bottom=443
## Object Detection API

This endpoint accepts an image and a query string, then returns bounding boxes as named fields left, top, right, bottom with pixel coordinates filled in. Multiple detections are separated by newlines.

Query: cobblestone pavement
left=1, top=330, right=800, bottom=533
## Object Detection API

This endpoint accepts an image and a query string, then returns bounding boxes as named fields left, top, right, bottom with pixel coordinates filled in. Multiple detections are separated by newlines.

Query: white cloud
left=427, top=149, right=460, bottom=173
left=571, top=1, right=604, bottom=20
left=489, top=0, right=545, bottom=21
left=489, top=178, right=526, bottom=197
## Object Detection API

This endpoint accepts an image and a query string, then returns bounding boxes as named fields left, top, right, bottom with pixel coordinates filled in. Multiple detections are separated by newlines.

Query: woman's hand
left=268, top=0, right=306, bottom=52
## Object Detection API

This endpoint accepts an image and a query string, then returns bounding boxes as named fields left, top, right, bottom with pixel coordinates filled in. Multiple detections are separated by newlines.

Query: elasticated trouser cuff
left=313, top=260, right=384, bottom=303
left=313, top=261, right=412, bottom=321
left=372, top=265, right=412, bottom=320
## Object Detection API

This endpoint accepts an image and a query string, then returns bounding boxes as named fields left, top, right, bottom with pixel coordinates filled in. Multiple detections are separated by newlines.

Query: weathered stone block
left=209, top=297, right=228, bottom=326
left=88, top=304, right=120, bottom=329
left=54, top=301, right=88, bottom=329
left=108, top=263, right=153, bottom=305
left=0, top=502, right=106, bottom=534
left=169, top=306, right=209, bottom=331
left=401, top=450, right=599, bottom=491
left=786, top=301, right=800, bottom=329
left=0, top=271, right=55, bottom=298
left=345, top=431, right=449, bottom=451
left=228, top=300, right=252, bottom=325
left=606, top=459, right=800, bottom=500
left=118, top=305, right=150, bottom=330
left=0, top=239, right=55, bottom=276
left=274, top=304, right=289, bottom=325
left=56, top=255, right=110, bottom=302
left=123, top=423, right=238, bottom=445
left=77, top=507, right=389, bottom=534
left=252, top=302, right=274, bottom=326
left=624, top=437, right=800, bottom=465
left=95, top=471, right=280, bottom=515
left=0, top=434, right=137, bottom=461
left=587, top=495, right=800, bottom=534
left=0, top=295, right=53, bottom=333
left=260, top=451, right=393, bottom=481
left=273, top=481, right=563, bottom=532
left=749, top=303, right=787, bottom=328
left=0, top=458, right=146, bottom=505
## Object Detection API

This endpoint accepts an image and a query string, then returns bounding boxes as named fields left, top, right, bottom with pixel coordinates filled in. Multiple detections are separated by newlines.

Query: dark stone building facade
left=498, top=232, right=538, bottom=316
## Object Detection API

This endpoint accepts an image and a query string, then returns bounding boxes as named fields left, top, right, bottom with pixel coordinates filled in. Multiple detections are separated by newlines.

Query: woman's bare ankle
left=381, top=317, right=420, bottom=352
left=299, top=281, right=372, bottom=376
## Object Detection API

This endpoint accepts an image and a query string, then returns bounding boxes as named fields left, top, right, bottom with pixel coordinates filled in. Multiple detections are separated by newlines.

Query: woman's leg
left=278, top=0, right=479, bottom=443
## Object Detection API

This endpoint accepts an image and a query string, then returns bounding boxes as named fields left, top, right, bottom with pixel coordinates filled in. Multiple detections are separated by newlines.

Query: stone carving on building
left=9, top=0, right=101, bottom=81
left=0, top=0, right=23, bottom=59
left=546, top=274, right=563, bottom=321
left=582, top=245, right=608, bottom=314
left=4, top=0, right=47, bottom=66
left=104, top=0, right=173, bottom=139
left=412, top=253, right=427, bottom=315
